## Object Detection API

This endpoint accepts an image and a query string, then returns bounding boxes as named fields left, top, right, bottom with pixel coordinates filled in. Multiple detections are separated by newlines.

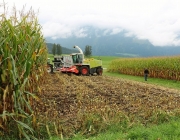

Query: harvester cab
left=59, top=45, right=103, bottom=76
left=72, top=53, right=83, bottom=64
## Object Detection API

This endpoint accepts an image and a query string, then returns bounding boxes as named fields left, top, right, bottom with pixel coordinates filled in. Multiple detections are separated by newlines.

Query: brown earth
left=33, top=72, right=180, bottom=136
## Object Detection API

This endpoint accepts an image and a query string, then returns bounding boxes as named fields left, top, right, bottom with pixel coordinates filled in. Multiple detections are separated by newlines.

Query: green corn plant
left=0, top=5, right=48, bottom=139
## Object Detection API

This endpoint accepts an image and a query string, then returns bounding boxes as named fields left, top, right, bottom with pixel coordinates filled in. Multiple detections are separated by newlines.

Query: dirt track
left=34, top=72, right=180, bottom=134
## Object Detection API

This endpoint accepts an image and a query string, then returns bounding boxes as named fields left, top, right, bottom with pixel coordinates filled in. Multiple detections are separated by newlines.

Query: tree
left=52, top=43, right=56, bottom=55
left=56, top=44, right=62, bottom=55
left=84, top=45, right=92, bottom=57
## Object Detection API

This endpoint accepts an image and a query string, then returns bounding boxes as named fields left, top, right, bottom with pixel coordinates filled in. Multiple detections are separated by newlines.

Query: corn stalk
left=0, top=5, right=47, bottom=139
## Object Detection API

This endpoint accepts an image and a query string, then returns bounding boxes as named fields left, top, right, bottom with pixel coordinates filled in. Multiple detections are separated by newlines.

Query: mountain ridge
left=45, top=27, right=180, bottom=57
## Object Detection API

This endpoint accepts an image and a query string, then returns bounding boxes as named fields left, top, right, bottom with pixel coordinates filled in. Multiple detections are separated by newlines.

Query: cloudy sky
left=2, top=0, right=180, bottom=46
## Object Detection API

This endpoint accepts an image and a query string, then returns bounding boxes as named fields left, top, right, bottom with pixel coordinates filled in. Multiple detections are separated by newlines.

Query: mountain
left=46, top=43, right=78, bottom=54
left=45, top=27, right=180, bottom=57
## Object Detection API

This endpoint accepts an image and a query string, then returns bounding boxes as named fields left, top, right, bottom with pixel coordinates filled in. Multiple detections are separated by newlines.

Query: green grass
left=68, top=118, right=180, bottom=140
left=93, top=56, right=119, bottom=69
left=104, top=72, right=180, bottom=90
left=48, top=53, right=56, bottom=62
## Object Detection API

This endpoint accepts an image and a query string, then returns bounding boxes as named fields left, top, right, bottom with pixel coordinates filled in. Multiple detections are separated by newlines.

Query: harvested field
left=33, top=72, right=180, bottom=137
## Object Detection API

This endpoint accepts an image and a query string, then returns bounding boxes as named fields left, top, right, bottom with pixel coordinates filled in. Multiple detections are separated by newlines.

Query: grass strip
left=104, top=72, right=180, bottom=90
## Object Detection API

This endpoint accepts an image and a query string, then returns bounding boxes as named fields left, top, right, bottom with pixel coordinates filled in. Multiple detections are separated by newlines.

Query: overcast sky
left=2, top=0, right=180, bottom=46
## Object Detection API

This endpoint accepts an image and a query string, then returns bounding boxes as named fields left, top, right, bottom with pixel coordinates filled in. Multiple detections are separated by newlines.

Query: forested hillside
left=46, top=43, right=78, bottom=54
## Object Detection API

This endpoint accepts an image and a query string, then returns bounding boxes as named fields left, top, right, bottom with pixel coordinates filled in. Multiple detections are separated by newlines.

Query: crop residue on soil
left=34, top=72, right=180, bottom=135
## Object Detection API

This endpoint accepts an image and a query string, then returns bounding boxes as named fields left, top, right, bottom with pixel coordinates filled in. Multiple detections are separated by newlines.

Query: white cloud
left=110, top=28, right=122, bottom=35
left=43, top=22, right=73, bottom=38
left=2, top=0, right=180, bottom=46
left=74, top=28, right=88, bottom=38
left=103, top=29, right=110, bottom=36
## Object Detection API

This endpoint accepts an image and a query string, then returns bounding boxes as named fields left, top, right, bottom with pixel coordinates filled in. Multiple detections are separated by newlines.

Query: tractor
left=52, top=45, right=103, bottom=75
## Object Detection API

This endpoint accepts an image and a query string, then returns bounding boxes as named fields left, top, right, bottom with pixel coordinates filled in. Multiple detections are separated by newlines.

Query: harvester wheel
left=47, top=65, right=51, bottom=73
left=47, top=64, right=54, bottom=73
left=80, top=66, right=89, bottom=76
left=96, top=68, right=103, bottom=75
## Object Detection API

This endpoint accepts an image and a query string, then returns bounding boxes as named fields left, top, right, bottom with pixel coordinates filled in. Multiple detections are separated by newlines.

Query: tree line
left=52, top=43, right=62, bottom=55
left=51, top=44, right=92, bottom=57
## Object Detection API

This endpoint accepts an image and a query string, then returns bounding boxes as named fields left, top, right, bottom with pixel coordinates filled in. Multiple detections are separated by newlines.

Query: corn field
left=0, top=6, right=47, bottom=139
left=1, top=4, right=180, bottom=140
left=107, top=56, right=180, bottom=81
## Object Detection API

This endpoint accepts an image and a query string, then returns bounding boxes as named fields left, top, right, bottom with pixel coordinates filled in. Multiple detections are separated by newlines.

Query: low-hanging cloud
left=4, top=0, right=180, bottom=46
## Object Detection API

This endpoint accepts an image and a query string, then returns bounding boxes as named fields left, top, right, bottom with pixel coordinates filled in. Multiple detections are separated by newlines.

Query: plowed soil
left=34, top=72, right=180, bottom=135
